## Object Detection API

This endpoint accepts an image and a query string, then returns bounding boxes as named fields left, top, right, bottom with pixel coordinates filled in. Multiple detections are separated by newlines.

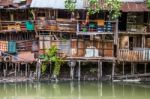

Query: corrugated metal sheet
left=120, top=0, right=144, bottom=2
left=121, top=2, right=149, bottom=12
left=30, top=0, right=85, bottom=9
left=12, top=52, right=35, bottom=62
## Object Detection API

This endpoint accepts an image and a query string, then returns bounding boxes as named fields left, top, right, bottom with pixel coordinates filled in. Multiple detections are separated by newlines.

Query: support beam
left=131, top=63, right=135, bottom=75
left=144, top=63, right=147, bottom=74
left=18, top=62, right=20, bottom=72
left=70, top=67, right=74, bottom=80
left=15, top=63, right=17, bottom=77
left=6, top=62, right=8, bottom=72
left=142, top=35, right=145, bottom=48
left=112, top=62, right=116, bottom=81
left=114, top=19, right=119, bottom=57
left=78, top=61, right=81, bottom=81
left=123, top=62, right=125, bottom=75
left=25, top=63, right=28, bottom=77
left=97, top=61, right=102, bottom=80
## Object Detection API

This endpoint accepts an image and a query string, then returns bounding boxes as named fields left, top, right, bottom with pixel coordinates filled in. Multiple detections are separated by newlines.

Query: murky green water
left=0, top=81, right=150, bottom=99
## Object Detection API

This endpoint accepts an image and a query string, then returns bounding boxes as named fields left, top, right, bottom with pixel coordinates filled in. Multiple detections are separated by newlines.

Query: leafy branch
left=105, top=0, right=121, bottom=20
left=87, top=0, right=101, bottom=15
left=65, top=0, right=76, bottom=12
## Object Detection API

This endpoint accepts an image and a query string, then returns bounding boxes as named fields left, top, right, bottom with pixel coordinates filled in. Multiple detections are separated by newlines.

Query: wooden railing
left=118, top=49, right=150, bottom=61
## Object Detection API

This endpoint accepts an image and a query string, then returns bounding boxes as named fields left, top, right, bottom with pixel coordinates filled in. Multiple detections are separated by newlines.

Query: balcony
left=0, top=21, right=34, bottom=33
left=118, top=49, right=150, bottom=62
left=35, top=18, right=76, bottom=33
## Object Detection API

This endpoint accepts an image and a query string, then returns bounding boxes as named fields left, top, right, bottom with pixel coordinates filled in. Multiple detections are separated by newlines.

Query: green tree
left=42, top=46, right=63, bottom=79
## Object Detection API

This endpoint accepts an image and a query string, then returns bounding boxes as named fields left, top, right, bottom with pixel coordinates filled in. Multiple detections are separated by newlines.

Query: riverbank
left=0, top=77, right=33, bottom=83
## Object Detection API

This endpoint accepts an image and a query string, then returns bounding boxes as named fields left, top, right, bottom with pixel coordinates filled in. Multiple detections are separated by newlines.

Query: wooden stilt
left=123, top=62, right=125, bottom=75
left=3, top=69, right=6, bottom=77
left=70, top=67, right=74, bottom=80
left=25, top=63, right=28, bottom=77
left=98, top=61, right=102, bottom=80
left=131, top=63, right=135, bottom=75
left=78, top=61, right=81, bottom=81
left=17, top=63, right=20, bottom=72
left=15, top=63, right=17, bottom=77
left=28, top=63, right=30, bottom=76
left=112, top=62, right=115, bottom=81
left=49, top=62, right=51, bottom=77
left=144, top=63, right=147, bottom=74
left=18, top=63, right=20, bottom=76
left=6, top=62, right=8, bottom=72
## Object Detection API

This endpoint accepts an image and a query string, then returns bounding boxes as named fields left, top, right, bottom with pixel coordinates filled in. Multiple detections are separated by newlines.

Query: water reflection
left=0, top=82, right=150, bottom=99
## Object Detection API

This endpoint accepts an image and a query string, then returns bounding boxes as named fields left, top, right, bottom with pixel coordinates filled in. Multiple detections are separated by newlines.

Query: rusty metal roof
left=121, top=2, right=149, bottom=12
left=0, top=0, right=11, bottom=6
left=0, top=0, right=31, bottom=8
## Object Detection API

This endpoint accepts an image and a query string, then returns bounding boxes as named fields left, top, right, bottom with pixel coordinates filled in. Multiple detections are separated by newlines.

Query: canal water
left=0, top=81, right=150, bottom=99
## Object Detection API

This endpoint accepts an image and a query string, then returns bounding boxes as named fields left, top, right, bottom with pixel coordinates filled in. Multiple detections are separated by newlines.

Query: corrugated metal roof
left=121, top=2, right=149, bottom=12
left=30, top=0, right=85, bottom=9
left=0, top=0, right=31, bottom=8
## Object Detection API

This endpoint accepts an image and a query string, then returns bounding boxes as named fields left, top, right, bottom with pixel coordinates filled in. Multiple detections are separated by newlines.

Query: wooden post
left=49, top=62, right=51, bottom=77
left=144, top=63, right=147, bottom=74
left=6, top=62, right=8, bottom=72
left=25, top=63, right=28, bottom=77
left=112, top=62, right=115, bottom=81
left=131, top=63, right=135, bottom=75
left=15, top=63, right=17, bottom=77
left=78, top=61, right=81, bottom=81
left=98, top=61, right=102, bottom=80
left=4, top=69, right=6, bottom=77
left=70, top=67, right=74, bottom=80
left=17, top=63, right=20, bottom=72
left=142, top=35, right=145, bottom=48
left=28, top=63, right=30, bottom=75
left=10, top=13, right=14, bottom=21
left=123, top=62, right=125, bottom=75
left=18, top=63, right=20, bottom=76
left=114, top=19, right=119, bottom=57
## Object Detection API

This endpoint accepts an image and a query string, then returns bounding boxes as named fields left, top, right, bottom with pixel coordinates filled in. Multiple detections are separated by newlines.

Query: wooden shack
left=0, top=0, right=150, bottom=81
